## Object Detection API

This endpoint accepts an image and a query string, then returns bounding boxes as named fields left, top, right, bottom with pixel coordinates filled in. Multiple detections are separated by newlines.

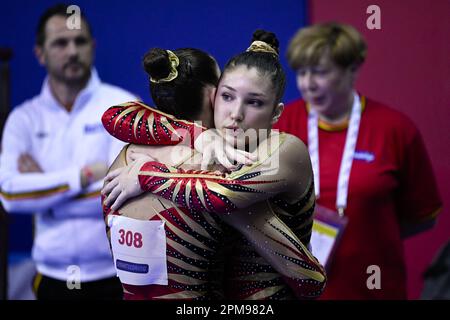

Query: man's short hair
left=35, top=3, right=92, bottom=46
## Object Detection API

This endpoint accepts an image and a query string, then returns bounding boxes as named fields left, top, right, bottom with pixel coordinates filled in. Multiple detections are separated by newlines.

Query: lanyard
left=308, top=92, right=362, bottom=217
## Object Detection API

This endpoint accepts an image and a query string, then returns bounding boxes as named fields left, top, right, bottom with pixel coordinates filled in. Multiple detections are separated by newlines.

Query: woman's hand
left=102, top=153, right=154, bottom=211
left=128, top=150, right=155, bottom=162
left=194, top=129, right=257, bottom=171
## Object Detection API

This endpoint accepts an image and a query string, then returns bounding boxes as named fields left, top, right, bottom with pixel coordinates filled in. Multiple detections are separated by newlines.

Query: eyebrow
left=222, top=85, right=236, bottom=92
left=221, top=85, right=266, bottom=97
left=50, top=34, right=89, bottom=42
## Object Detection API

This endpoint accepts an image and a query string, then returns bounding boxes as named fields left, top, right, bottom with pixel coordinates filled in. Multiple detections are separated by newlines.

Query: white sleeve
left=0, top=110, right=82, bottom=213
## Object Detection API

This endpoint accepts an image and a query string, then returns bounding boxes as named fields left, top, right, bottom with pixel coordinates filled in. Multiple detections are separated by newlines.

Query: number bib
left=108, top=215, right=168, bottom=286
left=310, top=205, right=348, bottom=270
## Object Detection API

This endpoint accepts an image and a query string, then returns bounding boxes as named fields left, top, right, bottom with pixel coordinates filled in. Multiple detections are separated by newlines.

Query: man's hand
left=18, top=153, right=43, bottom=173
left=101, top=156, right=152, bottom=212
left=80, top=162, right=109, bottom=188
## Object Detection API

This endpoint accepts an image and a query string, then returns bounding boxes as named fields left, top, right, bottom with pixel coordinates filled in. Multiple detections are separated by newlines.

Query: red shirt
left=274, top=97, right=442, bottom=299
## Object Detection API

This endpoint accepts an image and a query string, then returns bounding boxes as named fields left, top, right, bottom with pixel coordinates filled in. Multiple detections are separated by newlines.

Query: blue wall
left=0, top=0, right=307, bottom=251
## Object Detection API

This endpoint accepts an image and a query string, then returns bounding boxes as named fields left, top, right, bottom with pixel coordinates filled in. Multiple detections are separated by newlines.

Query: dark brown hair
left=143, top=48, right=219, bottom=121
left=36, top=3, right=92, bottom=46
left=222, top=29, right=286, bottom=103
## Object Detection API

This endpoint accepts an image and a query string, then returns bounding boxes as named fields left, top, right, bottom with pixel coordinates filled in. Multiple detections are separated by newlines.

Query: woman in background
left=274, top=22, right=441, bottom=299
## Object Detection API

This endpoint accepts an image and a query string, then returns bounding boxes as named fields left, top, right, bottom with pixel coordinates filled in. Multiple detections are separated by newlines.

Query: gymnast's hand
left=194, top=129, right=256, bottom=171
left=102, top=154, right=154, bottom=211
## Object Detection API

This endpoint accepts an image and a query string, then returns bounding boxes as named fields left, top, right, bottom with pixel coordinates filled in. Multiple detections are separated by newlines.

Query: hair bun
left=252, top=29, right=280, bottom=54
left=142, top=48, right=172, bottom=81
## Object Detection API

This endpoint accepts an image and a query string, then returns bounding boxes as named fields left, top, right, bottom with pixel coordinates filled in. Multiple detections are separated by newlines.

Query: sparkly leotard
left=103, top=102, right=326, bottom=299
left=104, top=148, right=227, bottom=300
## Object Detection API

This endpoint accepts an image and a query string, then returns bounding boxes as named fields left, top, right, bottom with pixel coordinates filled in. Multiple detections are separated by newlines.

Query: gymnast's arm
left=104, top=134, right=311, bottom=215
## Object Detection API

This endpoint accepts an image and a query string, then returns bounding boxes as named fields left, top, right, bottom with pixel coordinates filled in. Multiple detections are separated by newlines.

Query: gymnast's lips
left=224, top=126, right=244, bottom=137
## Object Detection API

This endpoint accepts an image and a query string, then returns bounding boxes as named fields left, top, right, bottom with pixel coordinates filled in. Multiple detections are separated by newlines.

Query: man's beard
left=50, top=61, right=91, bottom=86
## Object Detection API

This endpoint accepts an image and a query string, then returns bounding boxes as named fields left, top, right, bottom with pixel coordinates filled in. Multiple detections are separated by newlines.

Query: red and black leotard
left=102, top=101, right=326, bottom=299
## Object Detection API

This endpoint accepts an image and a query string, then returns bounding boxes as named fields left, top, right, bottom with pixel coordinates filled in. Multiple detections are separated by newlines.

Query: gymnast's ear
left=271, top=102, right=284, bottom=124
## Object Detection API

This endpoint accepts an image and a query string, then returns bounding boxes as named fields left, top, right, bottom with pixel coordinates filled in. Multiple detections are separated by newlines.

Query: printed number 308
left=118, top=229, right=143, bottom=248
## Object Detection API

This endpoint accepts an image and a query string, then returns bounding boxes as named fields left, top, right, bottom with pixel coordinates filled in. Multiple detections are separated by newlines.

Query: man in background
left=0, top=4, right=135, bottom=299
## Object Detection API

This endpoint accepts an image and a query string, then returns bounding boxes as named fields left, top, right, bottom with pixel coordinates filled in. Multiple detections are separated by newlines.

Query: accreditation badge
left=108, top=215, right=168, bottom=286
left=310, top=205, right=348, bottom=270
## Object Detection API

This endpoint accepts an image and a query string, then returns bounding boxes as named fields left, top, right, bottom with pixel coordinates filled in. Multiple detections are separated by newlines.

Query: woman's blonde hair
left=287, top=22, right=367, bottom=70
